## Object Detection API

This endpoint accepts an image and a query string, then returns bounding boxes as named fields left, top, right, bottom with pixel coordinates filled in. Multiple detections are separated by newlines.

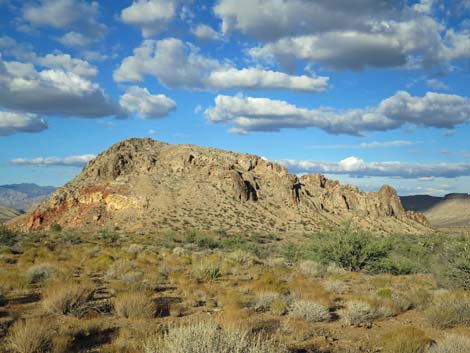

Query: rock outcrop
left=9, top=138, right=430, bottom=234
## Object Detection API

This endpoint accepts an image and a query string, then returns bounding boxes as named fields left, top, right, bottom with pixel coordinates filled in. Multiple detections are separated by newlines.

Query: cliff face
left=9, top=138, right=430, bottom=234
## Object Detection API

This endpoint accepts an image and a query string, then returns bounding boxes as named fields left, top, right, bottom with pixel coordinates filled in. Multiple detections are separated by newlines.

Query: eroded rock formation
left=9, top=138, right=430, bottom=234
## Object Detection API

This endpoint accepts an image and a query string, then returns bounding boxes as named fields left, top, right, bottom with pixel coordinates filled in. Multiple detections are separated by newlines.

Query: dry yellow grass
left=380, top=326, right=431, bottom=353
left=42, top=281, right=95, bottom=316
left=114, top=292, right=155, bottom=319
left=7, top=318, right=54, bottom=353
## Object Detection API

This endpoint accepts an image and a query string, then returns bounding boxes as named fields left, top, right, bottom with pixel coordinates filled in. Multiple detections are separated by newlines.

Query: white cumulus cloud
left=22, top=0, right=106, bottom=39
left=0, top=57, right=123, bottom=118
left=0, top=111, right=48, bottom=136
left=121, top=0, right=179, bottom=37
left=36, top=53, right=97, bottom=78
left=204, top=91, right=470, bottom=135
left=192, top=24, right=221, bottom=41
left=10, top=154, right=95, bottom=167
left=280, top=157, right=470, bottom=179
left=206, top=68, right=329, bottom=92
left=215, top=0, right=470, bottom=70
left=305, top=140, right=415, bottom=150
left=120, top=86, right=176, bottom=119
left=114, top=38, right=329, bottom=92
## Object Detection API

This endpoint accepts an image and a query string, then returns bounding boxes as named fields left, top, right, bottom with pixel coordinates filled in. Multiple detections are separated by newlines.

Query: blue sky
left=0, top=0, right=469, bottom=196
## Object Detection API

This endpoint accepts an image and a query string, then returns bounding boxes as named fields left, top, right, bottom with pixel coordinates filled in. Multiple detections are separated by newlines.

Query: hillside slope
left=9, top=138, right=429, bottom=234
left=0, top=205, right=22, bottom=223
left=401, top=194, right=470, bottom=227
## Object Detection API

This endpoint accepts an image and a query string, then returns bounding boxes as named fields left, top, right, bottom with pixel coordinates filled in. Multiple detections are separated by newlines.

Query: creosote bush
left=143, top=320, right=287, bottom=353
left=306, top=227, right=390, bottom=272
left=7, top=318, right=53, bottom=353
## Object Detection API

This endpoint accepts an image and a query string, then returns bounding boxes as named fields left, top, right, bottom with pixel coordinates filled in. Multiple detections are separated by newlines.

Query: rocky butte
left=9, top=138, right=430, bottom=234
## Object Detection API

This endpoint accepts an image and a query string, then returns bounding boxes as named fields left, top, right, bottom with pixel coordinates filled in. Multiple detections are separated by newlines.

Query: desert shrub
left=298, top=260, right=324, bottom=277
left=283, top=242, right=303, bottom=262
left=324, top=279, right=347, bottom=294
left=7, top=318, right=53, bottom=353
left=0, top=289, right=5, bottom=306
left=372, top=289, right=414, bottom=317
left=391, top=293, right=413, bottom=312
left=343, top=300, right=378, bottom=327
left=26, top=263, right=58, bottom=284
left=424, top=291, right=470, bottom=328
left=0, top=270, right=30, bottom=295
left=192, top=262, right=221, bottom=282
left=254, top=273, right=289, bottom=295
left=381, top=326, right=431, bottom=353
left=173, top=247, right=189, bottom=256
left=50, top=223, right=62, bottom=232
left=42, top=282, right=95, bottom=316
left=184, top=230, right=219, bottom=249
left=325, top=262, right=348, bottom=276
left=407, top=288, right=433, bottom=311
left=227, top=250, right=255, bottom=267
left=432, top=235, right=470, bottom=290
left=121, top=271, right=145, bottom=284
left=98, top=229, right=119, bottom=244
left=106, top=259, right=135, bottom=280
left=271, top=298, right=288, bottom=315
left=162, top=230, right=177, bottom=248
left=289, top=299, right=330, bottom=323
left=143, top=320, right=287, bottom=353
left=114, top=292, right=155, bottom=319
left=253, top=292, right=282, bottom=312
left=61, top=232, right=82, bottom=245
left=127, top=243, right=144, bottom=255
left=0, top=224, right=18, bottom=247
left=220, top=235, right=249, bottom=251
left=427, top=334, right=470, bottom=353
left=306, top=227, right=390, bottom=272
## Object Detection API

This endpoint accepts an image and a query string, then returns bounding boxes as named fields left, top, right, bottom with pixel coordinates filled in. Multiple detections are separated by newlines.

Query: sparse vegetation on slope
left=0, top=226, right=468, bottom=352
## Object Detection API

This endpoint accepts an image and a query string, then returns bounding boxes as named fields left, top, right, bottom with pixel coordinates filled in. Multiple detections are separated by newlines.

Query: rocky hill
left=9, top=138, right=429, bottom=234
left=0, top=183, right=56, bottom=211
left=0, top=205, right=22, bottom=223
left=401, top=193, right=470, bottom=227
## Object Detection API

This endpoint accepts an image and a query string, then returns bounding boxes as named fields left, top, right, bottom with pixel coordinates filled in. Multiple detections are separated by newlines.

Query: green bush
left=432, top=235, right=470, bottom=290
left=0, top=225, right=18, bottom=247
left=306, top=226, right=390, bottom=272
left=184, top=230, right=220, bottom=249
left=50, top=223, right=62, bottom=232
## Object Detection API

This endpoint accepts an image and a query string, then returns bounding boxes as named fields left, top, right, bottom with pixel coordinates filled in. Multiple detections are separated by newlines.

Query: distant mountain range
left=0, top=183, right=57, bottom=212
left=401, top=193, right=470, bottom=227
